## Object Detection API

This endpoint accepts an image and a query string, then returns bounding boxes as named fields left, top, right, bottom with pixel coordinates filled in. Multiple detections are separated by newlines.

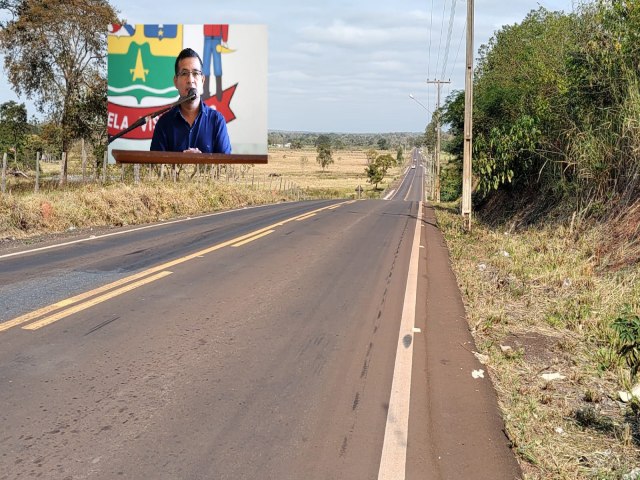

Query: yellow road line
left=0, top=269, right=165, bottom=332
left=2, top=200, right=351, bottom=333
left=231, top=230, right=274, bottom=247
left=22, top=271, right=173, bottom=330
left=295, top=213, right=316, bottom=221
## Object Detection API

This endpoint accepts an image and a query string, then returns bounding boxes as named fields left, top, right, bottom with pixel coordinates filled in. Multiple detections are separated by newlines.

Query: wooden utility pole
left=462, top=0, right=474, bottom=230
left=427, top=79, right=450, bottom=202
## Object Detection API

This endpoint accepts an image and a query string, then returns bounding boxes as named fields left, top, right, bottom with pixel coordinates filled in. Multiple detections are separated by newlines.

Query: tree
left=0, top=0, right=19, bottom=28
left=315, top=134, right=333, bottom=171
left=365, top=149, right=377, bottom=165
left=376, top=153, right=395, bottom=176
left=377, top=137, right=389, bottom=150
left=316, top=145, right=334, bottom=172
left=396, top=146, right=403, bottom=164
left=22, top=133, right=46, bottom=170
left=38, top=121, right=64, bottom=159
left=316, top=134, right=332, bottom=149
left=365, top=161, right=384, bottom=189
left=423, top=116, right=438, bottom=152
left=0, top=101, right=28, bottom=155
left=0, top=0, right=118, bottom=180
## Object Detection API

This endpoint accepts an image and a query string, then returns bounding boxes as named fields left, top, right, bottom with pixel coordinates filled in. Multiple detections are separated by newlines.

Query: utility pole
left=461, top=0, right=474, bottom=230
left=427, top=79, right=450, bottom=202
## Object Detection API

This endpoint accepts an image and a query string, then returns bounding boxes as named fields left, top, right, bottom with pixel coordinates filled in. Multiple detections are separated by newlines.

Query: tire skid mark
left=338, top=206, right=414, bottom=460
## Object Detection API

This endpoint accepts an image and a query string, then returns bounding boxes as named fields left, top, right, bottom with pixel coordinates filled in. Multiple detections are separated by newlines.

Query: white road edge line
left=377, top=201, right=423, bottom=480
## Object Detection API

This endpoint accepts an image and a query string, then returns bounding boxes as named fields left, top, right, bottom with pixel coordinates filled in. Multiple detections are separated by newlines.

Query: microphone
left=184, top=88, right=197, bottom=101
left=108, top=88, right=199, bottom=144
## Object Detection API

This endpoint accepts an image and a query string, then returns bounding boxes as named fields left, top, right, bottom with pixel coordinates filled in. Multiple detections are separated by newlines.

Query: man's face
left=174, top=56, right=204, bottom=103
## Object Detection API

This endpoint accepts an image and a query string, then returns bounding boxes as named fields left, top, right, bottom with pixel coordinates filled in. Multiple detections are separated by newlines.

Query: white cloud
left=300, top=20, right=387, bottom=48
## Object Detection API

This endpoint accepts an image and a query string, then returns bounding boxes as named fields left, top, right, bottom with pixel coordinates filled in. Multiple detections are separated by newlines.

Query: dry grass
left=434, top=204, right=640, bottom=479
left=257, top=147, right=402, bottom=197
left=0, top=181, right=297, bottom=240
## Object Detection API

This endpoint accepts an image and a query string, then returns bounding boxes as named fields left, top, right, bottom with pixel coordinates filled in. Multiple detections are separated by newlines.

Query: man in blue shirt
left=151, top=48, right=231, bottom=154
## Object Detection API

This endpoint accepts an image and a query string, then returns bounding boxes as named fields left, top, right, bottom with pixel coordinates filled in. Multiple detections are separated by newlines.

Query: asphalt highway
left=0, top=153, right=521, bottom=479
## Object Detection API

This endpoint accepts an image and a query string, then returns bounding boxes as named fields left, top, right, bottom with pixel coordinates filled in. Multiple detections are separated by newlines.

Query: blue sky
left=0, top=0, right=577, bottom=133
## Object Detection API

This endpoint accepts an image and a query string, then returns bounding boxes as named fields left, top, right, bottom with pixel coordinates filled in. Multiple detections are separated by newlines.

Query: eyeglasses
left=177, top=70, right=203, bottom=79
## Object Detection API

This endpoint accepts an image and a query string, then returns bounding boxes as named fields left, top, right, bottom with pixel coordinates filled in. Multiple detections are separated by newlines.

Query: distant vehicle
left=411, top=165, right=416, bottom=169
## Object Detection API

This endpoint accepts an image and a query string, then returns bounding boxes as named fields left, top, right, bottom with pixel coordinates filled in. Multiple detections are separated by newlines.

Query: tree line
left=437, top=1, right=639, bottom=217
left=268, top=131, right=422, bottom=151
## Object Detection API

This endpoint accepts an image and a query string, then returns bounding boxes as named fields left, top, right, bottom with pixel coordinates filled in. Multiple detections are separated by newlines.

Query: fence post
left=59, top=152, right=67, bottom=186
left=94, top=151, right=99, bottom=182
left=35, top=151, right=40, bottom=193
left=1, top=152, right=6, bottom=194
left=81, top=138, right=87, bottom=183
left=102, top=150, right=108, bottom=183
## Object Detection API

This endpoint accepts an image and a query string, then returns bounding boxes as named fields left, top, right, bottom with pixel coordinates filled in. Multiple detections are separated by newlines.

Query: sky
left=0, top=0, right=578, bottom=133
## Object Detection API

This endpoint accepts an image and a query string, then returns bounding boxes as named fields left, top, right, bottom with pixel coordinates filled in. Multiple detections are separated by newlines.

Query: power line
left=441, top=0, right=458, bottom=79
left=427, top=0, right=435, bottom=81
left=427, top=0, right=435, bottom=112
left=435, top=0, right=449, bottom=86
left=447, top=18, right=467, bottom=81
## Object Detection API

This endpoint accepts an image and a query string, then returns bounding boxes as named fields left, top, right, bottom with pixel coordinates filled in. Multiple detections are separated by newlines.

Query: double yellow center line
left=1, top=201, right=355, bottom=332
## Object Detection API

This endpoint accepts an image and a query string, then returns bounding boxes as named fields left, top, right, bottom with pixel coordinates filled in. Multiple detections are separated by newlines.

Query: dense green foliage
left=0, top=101, right=28, bottom=154
left=442, top=1, right=640, bottom=213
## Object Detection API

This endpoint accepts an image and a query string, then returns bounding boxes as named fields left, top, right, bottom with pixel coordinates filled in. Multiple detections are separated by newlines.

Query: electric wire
left=446, top=18, right=467, bottom=84
left=435, top=0, right=449, bottom=84
left=427, top=0, right=435, bottom=112
left=440, top=0, right=458, bottom=79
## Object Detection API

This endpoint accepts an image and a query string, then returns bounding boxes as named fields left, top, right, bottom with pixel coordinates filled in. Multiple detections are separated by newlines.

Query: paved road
left=0, top=154, right=520, bottom=479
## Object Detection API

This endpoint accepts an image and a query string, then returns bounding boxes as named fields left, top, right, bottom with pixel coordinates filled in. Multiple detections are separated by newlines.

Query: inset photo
left=107, top=24, right=267, bottom=160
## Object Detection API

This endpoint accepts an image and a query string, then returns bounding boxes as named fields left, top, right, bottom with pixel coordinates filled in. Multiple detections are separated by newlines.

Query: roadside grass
left=0, top=147, right=404, bottom=240
left=434, top=203, right=640, bottom=479
left=0, top=181, right=296, bottom=240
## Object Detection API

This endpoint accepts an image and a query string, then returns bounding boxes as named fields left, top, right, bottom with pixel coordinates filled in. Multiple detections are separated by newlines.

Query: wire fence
left=1, top=148, right=319, bottom=202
